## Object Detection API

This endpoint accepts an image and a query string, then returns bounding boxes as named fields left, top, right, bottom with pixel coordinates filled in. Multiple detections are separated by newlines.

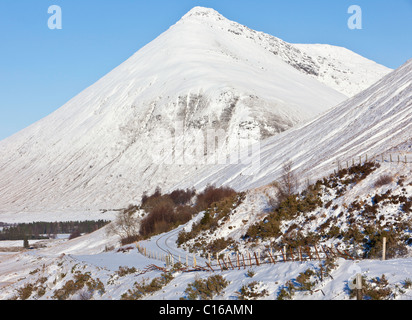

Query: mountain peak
left=180, top=6, right=225, bottom=22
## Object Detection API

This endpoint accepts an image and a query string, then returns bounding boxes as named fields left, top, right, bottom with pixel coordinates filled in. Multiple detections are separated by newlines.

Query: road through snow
left=140, top=212, right=207, bottom=267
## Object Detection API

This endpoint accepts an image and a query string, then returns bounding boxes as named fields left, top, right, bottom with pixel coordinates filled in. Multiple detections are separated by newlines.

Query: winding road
left=142, top=212, right=207, bottom=266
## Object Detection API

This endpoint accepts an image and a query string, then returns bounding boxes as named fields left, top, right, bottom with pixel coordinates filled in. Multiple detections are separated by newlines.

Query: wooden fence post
left=382, top=237, right=387, bottom=261
left=254, top=252, right=260, bottom=266
left=222, top=256, right=228, bottom=269
left=356, top=273, right=363, bottom=300
left=289, top=247, right=295, bottom=262
left=268, top=250, right=276, bottom=264
left=217, top=258, right=223, bottom=271
left=282, top=246, right=287, bottom=261
left=228, top=256, right=235, bottom=270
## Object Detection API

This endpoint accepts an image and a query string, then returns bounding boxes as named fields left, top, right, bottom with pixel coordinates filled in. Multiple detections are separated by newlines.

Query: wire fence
left=136, top=243, right=355, bottom=273
left=336, top=153, right=412, bottom=169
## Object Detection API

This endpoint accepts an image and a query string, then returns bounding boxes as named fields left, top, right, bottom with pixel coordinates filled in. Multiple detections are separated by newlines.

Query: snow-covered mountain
left=293, top=43, right=392, bottom=97
left=0, top=7, right=390, bottom=215
left=182, top=7, right=391, bottom=97
left=175, top=58, right=412, bottom=193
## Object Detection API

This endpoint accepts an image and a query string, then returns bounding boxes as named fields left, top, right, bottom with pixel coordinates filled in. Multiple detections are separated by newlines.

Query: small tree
left=69, top=228, right=81, bottom=240
left=280, top=160, right=298, bottom=198
left=106, top=206, right=141, bottom=245
left=23, top=235, right=29, bottom=249
left=271, top=160, right=299, bottom=206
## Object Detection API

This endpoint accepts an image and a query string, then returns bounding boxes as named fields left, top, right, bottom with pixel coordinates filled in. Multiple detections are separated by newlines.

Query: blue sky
left=0, top=0, right=411, bottom=141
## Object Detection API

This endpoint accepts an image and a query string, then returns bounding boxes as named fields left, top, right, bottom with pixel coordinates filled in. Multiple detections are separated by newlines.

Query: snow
left=294, top=43, right=392, bottom=97
left=0, top=6, right=409, bottom=301
left=1, top=223, right=411, bottom=300
left=174, top=59, right=412, bottom=194
left=0, top=7, right=389, bottom=216
left=0, top=210, right=117, bottom=224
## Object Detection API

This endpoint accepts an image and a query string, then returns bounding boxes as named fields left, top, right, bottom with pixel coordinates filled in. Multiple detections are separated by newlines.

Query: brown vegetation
left=139, top=188, right=196, bottom=238
left=374, top=174, right=393, bottom=188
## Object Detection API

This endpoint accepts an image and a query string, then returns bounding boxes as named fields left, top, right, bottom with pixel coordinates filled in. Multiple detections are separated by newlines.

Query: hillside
left=0, top=6, right=409, bottom=302
left=174, top=59, right=411, bottom=193
left=0, top=159, right=411, bottom=301
left=0, top=7, right=390, bottom=217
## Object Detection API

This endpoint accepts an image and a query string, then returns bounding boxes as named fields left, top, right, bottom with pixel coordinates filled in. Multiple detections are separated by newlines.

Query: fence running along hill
left=335, top=153, right=412, bottom=169
left=136, top=243, right=354, bottom=273
left=134, top=153, right=410, bottom=274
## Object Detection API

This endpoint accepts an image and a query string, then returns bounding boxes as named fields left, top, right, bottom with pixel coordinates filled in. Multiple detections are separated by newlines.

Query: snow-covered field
left=0, top=217, right=411, bottom=300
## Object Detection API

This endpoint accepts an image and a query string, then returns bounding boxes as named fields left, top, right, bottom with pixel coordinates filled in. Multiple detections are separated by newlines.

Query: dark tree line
left=0, top=220, right=110, bottom=240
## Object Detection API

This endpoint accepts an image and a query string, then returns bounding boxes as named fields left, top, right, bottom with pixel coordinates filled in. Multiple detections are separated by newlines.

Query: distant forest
left=0, top=220, right=110, bottom=240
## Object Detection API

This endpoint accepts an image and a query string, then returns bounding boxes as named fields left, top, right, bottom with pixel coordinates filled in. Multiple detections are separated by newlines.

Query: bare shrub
left=69, top=228, right=81, bottom=240
left=106, top=205, right=141, bottom=245
left=121, top=272, right=174, bottom=300
left=139, top=192, right=196, bottom=239
left=182, top=275, right=229, bottom=300
left=374, top=174, right=393, bottom=188
left=271, top=160, right=299, bottom=206
left=237, top=281, right=268, bottom=300
left=195, top=185, right=237, bottom=211
left=169, top=188, right=196, bottom=206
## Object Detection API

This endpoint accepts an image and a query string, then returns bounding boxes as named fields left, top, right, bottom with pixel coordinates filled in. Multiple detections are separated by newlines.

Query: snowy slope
left=294, top=43, right=392, bottom=97
left=1, top=209, right=411, bottom=300
left=174, top=58, right=412, bottom=193
left=0, top=6, right=409, bottom=302
left=0, top=7, right=391, bottom=217
left=182, top=7, right=391, bottom=97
